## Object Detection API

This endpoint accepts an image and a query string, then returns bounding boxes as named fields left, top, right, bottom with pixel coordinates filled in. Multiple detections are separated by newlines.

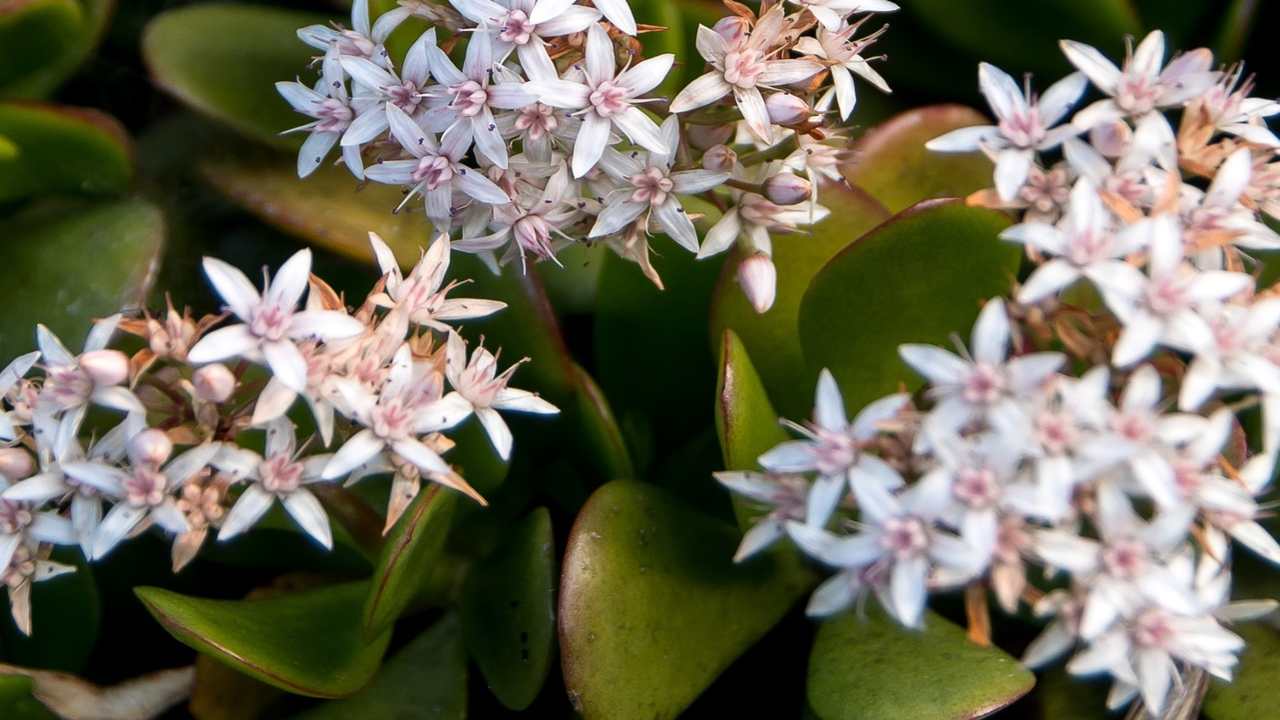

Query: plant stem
left=739, top=135, right=799, bottom=167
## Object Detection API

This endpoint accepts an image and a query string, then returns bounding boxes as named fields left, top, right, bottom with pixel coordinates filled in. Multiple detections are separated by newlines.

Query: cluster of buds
left=721, top=30, right=1280, bottom=718
left=0, top=233, right=556, bottom=635
left=279, top=0, right=897, bottom=311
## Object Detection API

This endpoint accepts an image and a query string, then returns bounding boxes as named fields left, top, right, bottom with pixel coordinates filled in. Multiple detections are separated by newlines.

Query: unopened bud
left=702, top=145, right=737, bottom=172
left=765, top=92, right=810, bottom=126
left=80, top=350, right=130, bottom=386
left=687, top=123, right=734, bottom=149
left=737, top=254, right=777, bottom=314
left=713, top=15, right=749, bottom=45
left=193, top=363, right=236, bottom=404
left=1088, top=120, right=1131, bottom=158
left=129, top=428, right=173, bottom=468
left=763, top=173, right=812, bottom=206
left=0, top=448, right=35, bottom=481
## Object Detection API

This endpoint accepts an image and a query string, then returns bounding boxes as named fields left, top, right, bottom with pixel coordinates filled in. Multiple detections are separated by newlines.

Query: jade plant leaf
left=1203, top=623, right=1280, bottom=720
left=295, top=613, right=467, bottom=720
left=807, top=608, right=1035, bottom=720
left=136, top=581, right=391, bottom=698
left=798, top=200, right=1018, bottom=414
left=142, top=4, right=332, bottom=149
left=840, top=105, right=994, bottom=214
left=0, top=676, right=55, bottom=720
left=709, top=183, right=889, bottom=418
left=460, top=508, right=557, bottom=711
left=0, top=101, right=132, bottom=202
left=559, top=480, right=813, bottom=720
left=715, top=329, right=790, bottom=530
left=363, top=486, right=459, bottom=639
left=0, top=0, right=114, bottom=99
left=0, top=197, right=164, bottom=359
left=567, top=363, right=634, bottom=482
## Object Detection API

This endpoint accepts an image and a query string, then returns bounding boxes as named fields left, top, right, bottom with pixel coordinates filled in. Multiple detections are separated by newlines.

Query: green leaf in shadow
left=0, top=675, right=55, bottom=720
left=1204, top=623, right=1280, bottom=720
left=0, top=101, right=132, bottom=202
left=136, top=581, right=391, bottom=698
left=0, top=0, right=113, bottom=99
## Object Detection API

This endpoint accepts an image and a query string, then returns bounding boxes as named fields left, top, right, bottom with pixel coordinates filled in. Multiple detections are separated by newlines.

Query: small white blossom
left=443, top=330, right=558, bottom=460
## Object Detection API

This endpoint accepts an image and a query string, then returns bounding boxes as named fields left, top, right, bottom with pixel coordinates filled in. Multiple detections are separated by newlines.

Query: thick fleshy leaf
left=715, top=329, right=789, bottom=529
left=1203, top=623, right=1280, bottom=720
left=1, top=550, right=99, bottom=673
left=560, top=480, right=813, bottom=720
left=798, top=200, right=1017, bottom=413
left=808, top=608, right=1035, bottom=720
left=460, top=508, right=556, bottom=711
left=142, top=4, right=332, bottom=149
left=135, top=581, right=391, bottom=698
left=0, top=0, right=113, bottom=98
left=709, top=183, right=889, bottom=417
left=364, top=485, right=458, bottom=638
left=567, top=363, right=634, bottom=481
left=841, top=105, right=994, bottom=214
left=0, top=198, right=163, bottom=359
left=294, top=613, right=466, bottom=720
left=0, top=101, right=132, bottom=202
left=0, top=676, right=55, bottom=719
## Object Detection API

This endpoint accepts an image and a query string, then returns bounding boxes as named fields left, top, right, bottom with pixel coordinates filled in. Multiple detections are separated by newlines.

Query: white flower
left=589, top=116, right=729, bottom=253
left=670, top=8, right=823, bottom=143
left=339, top=30, right=436, bottom=147
left=1196, top=65, right=1280, bottom=147
left=298, top=0, right=397, bottom=67
left=1180, top=298, right=1280, bottom=410
left=365, top=104, right=511, bottom=228
left=1059, top=117, right=1164, bottom=206
left=368, top=232, right=507, bottom=330
left=0, top=351, right=39, bottom=442
left=926, top=63, right=1086, bottom=201
left=187, top=249, right=365, bottom=393
left=715, top=471, right=808, bottom=561
left=35, top=316, right=143, bottom=450
left=0, top=475, right=76, bottom=576
left=213, top=419, right=334, bottom=549
left=457, top=162, right=581, bottom=268
left=448, top=0, right=600, bottom=68
left=443, top=330, right=558, bottom=460
left=1178, top=147, right=1280, bottom=252
left=1162, top=409, right=1262, bottom=520
left=915, top=431, right=1021, bottom=565
left=757, top=370, right=907, bottom=527
left=785, top=0, right=897, bottom=32
left=794, top=22, right=892, bottom=121
left=591, top=0, right=637, bottom=36
left=698, top=166, right=830, bottom=260
left=1061, top=30, right=1217, bottom=129
left=525, top=23, right=674, bottom=177
left=2, top=544, right=75, bottom=636
left=278, top=48, right=364, bottom=179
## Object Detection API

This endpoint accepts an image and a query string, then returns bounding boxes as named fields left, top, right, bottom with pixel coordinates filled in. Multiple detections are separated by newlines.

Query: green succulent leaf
left=0, top=675, right=55, bottom=720
left=1203, top=623, right=1280, bottom=720
left=0, top=550, right=99, bottom=674
left=364, top=486, right=459, bottom=639
left=567, top=363, right=635, bottom=481
left=0, top=101, right=132, bottom=202
left=136, top=582, right=391, bottom=698
left=559, top=480, right=813, bottom=720
left=142, top=3, right=331, bottom=149
left=460, top=508, right=557, bottom=711
left=841, top=105, right=994, bottom=214
left=294, top=613, right=467, bottom=720
left=0, top=197, right=163, bottom=359
left=0, top=0, right=79, bottom=96
left=0, top=134, right=16, bottom=160
left=709, top=184, right=889, bottom=418
left=798, top=200, right=1018, bottom=414
left=808, top=608, right=1035, bottom=720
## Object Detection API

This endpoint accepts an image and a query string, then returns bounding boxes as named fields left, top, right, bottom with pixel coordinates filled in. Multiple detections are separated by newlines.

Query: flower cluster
left=721, top=30, right=1280, bottom=718
left=0, top=233, right=556, bottom=635
left=280, top=0, right=897, bottom=311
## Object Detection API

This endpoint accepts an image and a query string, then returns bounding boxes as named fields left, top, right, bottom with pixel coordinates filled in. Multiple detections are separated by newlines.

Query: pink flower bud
left=702, top=145, right=737, bottom=172
left=763, top=173, right=812, bottom=206
left=687, top=123, right=734, bottom=149
left=129, top=429, right=173, bottom=468
left=79, top=350, right=130, bottom=386
left=0, top=448, right=35, bottom=481
left=713, top=16, right=749, bottom=45
left=193, top=363, right=236, bottom=404
left=765, top=92, right=810, bottom=126
left=737, top=254, right=777, bottom=314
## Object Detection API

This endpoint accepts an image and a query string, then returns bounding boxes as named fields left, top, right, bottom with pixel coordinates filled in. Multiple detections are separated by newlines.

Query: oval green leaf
left=461, top=508, right=556, bottom=711
left=0, top=101, right=132, bottom=202
left=808, top=608, right=1035, bottom=720
left=716, top=328, right=790, bottom=531
left=142, top=4, right=332, bottom=149
left=1204, top=623, right=1280, bottom=720
left=841, top=105, right=994, bottom=214
left=295, top=613, right=467, bottom=720
left=559, top=480, right=813, bottom=720
left=0, top=0, right=114, bottom=99
left=0, top=197, right=163, bottom=359
left=568, top=362, right=634, bottom=481
left=364, top=486, right=459, bottom=639
left=709, top=183, right=889, bottom=418
left=136, top=581, right=391, bottom=698
left=798, top=200, right=1018, bottom=414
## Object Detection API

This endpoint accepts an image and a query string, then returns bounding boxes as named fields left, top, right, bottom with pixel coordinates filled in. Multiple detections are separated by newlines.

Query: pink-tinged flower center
left=1111, top=411, right=1152, bottom=443
left=588, top=80, right=630, bottom=117
left=954, top=466, right=1000, bottom=508
left=260, top=454, right=305, bottom=494
left=499, top=9, right=535, bottom=44
left=1103, top=170, right=1147, bottom=206
left=1209, top=315, right=1247, bottom=355
left=629, top=167, right=675, bottom=206
left=963, top=364, right=1005, bottom=405
left=0, top=500, right=32, bottom=534
left=723, top=49, right=766, bottom=89
left=1019, top=166, right=1071, bottom=216
left=388, top=81, right=423, bottom=114
left=124, top=468, right=169, bottom=508
left=450, top=80, right=490, bottom=117
left=1132, top=608, right=1175, bottom=648
left=337, top=31, right=377, bottom=59
left=315, top=98, right=353, bottom=132
left=1035, top=410, right=1078, bottom=455
left=372, top=399, right=414, bottom=440
left=42, top=365, right=92, bottom=409
left=250, top=303, right=293, bottom=342
left=1172, top=460, right=1203, bottom=497
left=515, top=104, right=558, bottom=140
left=1146, top=275, right=1191, bottom=315
left=1116, top=74, right=1160, bottom=115
left=1102, top=537, right=1148, bottom=578
left=1066, top=227, right=1112, bottom=266
left=811, top=429, right=858, bottom=477
left=458, top=351, right=509, bottom=407
left=998, top=106, right=1047, bottom=149
left=880, top=516, right=929, bottom=559
left=413, top=155, right=455, bottom=189
left=514, top=214, right=556, bottom=259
